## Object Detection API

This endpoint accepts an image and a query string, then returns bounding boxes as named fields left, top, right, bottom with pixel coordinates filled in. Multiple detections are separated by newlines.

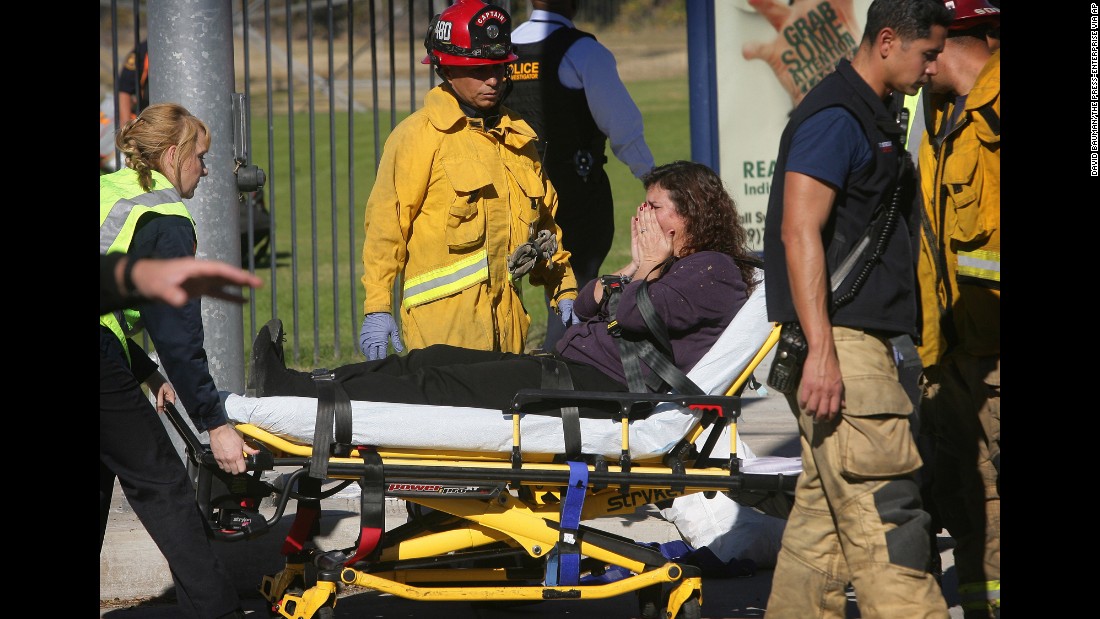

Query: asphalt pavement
left=100, top=349, right=965, bottom=618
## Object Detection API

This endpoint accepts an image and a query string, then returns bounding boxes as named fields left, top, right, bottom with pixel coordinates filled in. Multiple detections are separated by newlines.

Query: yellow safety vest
left=100, top=168, right=196, bottom=364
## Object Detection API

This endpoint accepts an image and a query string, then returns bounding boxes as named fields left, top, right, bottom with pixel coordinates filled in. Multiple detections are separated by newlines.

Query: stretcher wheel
left=638, top=584, right=661, bottom=619
left=266, top=583, right=307, bottom=618
left=264, top=577, right=307, bottom=617
left=268, top=587, right=336, bottom=619
left=674, top=596, right=702, bottom=619
left=638, top=587, right=701, bottom=619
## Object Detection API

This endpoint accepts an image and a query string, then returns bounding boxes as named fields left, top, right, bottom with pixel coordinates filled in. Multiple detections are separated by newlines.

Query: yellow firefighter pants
left=921, top=352, right=1000, bottom=618
left=766, top=327, right=948, bottom=619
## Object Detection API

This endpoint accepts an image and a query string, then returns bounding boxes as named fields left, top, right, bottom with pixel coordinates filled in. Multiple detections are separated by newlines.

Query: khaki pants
left=766, top=327, right=948, bottom=619
left=921, top=352, right=1000, bottom=617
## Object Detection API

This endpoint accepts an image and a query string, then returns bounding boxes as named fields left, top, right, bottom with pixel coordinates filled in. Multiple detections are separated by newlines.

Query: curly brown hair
left=115, top=102, right=210, bottom=193
left=641, top=160, right=759, bottom=293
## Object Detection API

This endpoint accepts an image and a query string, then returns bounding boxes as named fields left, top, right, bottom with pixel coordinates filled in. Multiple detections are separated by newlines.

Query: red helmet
left=422, top=0, right=518, bottom=67
left=944, top=0, right=1001, bottom=30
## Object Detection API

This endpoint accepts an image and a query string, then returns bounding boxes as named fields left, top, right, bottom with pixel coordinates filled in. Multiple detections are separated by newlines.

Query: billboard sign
left=715, top=0, right=871, bottom=252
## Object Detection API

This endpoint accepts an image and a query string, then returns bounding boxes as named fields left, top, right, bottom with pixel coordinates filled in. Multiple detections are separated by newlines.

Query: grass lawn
left=246, top=75, right=690, bottom=370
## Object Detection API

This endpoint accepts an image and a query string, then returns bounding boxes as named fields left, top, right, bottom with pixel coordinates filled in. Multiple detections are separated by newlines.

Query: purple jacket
left=556, top=251, right=749, bottom=389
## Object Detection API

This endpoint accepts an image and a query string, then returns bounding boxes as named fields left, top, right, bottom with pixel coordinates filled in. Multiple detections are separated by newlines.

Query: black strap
left=333, top=381, right=352, bottom=455
left=635, top=278, right=703, bottom=395
left=603, top=276, right=650, bottom=393
left=604, top=274, right=704, bottom=396
left=975, top=102, right=999, bottom=136
left=635, top=279, right=672, bottom=357
left=539, top=356, right=582, bottom=460
left=695, top=409, right=725, bottom=462
left=309, top=369, right=353, bottom=479
left=613, top=337, right=656, bottom=393
left=344, top=451, right=385, bottom=566
left=636, top=341, right=704, bottom=396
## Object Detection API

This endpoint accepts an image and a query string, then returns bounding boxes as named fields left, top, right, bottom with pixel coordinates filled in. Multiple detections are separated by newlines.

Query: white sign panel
left=715, top=0, right=871, bottom=252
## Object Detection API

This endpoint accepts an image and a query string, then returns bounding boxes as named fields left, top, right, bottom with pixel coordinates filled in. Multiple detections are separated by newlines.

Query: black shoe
left=247, top=319, right=285, bottom=397
left=266, top=318, right=286, bottom=362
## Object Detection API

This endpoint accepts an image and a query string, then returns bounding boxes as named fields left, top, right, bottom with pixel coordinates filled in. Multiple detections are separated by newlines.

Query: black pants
left=100, top=334, right=239, bottom=618
left=261, top=344, right=628, bottom=410
left=543, top=164, right=614, bottom=351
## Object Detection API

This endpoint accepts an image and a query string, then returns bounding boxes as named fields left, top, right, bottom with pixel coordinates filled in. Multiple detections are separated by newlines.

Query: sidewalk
left=100, top=350, right=964, bottom=618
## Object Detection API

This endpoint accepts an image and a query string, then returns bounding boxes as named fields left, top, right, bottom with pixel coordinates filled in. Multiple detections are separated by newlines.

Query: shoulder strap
left=974, top=100, right=1000, bottom=136
left=603, top=276, right=653, bottom=392
left=635, top=279, right=672, bottom=356
left=604, top=275, right=704, bottom=396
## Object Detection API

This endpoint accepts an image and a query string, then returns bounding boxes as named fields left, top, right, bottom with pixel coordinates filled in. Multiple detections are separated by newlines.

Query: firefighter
left=761, top=0, right=954, bottom=615
left=358, top=0, right=578, bottom=359
left=915, top=1, right=1001, bottom=616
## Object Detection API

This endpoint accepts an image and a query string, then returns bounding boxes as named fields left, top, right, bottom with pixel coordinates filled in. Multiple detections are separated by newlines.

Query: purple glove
left=359, top=312, right=404, bottom=360
left=558, top=298, right=581, bottom=326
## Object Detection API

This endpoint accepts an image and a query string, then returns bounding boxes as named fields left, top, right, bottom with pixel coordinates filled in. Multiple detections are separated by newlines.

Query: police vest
left=763, top=59, right=918, bottom=336
left=508, top=27, right=606, bottom=172
left=100, top=169, right=195, bottom=364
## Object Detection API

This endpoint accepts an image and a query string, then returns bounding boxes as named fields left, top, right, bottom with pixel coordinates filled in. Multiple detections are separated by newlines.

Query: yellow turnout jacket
left=916, top=50, right=1000, bottom=366
left=361, top=85, right=577, bottom=353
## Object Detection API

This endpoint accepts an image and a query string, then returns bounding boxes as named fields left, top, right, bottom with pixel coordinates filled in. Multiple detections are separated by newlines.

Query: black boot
left=247, top=318, right=285, bottom=397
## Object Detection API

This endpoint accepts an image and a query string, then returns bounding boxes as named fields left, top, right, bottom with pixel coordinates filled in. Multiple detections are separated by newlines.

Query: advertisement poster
left=715, top=0, right=871, bottom=253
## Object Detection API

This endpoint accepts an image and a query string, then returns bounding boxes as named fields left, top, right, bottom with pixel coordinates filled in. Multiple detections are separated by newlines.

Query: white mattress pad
left=224, top=272, right=801, bottom=474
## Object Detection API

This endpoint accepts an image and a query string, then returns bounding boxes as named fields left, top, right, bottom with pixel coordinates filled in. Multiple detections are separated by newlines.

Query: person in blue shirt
left=508, top=0, right=656, bottom=351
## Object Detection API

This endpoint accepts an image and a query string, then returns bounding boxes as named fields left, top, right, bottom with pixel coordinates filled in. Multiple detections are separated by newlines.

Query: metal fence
left=100, top=0, right=686, bottom=373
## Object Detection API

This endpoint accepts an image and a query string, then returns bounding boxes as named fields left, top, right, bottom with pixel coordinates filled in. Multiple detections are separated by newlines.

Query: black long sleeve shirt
left=109, top=214, right=229, bottom=432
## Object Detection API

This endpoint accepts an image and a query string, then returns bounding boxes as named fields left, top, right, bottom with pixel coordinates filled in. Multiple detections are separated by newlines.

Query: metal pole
left=687, top=0, right=719, bottom=171
left=148, top=0, right=244, bottom=394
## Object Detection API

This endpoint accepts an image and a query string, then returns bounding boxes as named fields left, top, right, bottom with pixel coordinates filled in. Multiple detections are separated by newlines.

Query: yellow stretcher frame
left=167, top=325, right=789, bottom=619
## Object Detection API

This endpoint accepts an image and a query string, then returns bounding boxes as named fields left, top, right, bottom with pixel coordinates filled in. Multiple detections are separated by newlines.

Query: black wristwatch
left=600, top=274, right=632, bottom=297
left=122, top=256, right=140, bottom=296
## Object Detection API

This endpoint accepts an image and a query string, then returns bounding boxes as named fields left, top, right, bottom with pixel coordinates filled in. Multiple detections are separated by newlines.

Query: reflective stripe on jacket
left=402, top=249, right=489, bottom=310
left=361, top=85, right=577, bottom=353
left=916, top=50, right=1000, bottom=366
left=100, top=168, right=196, bottom=363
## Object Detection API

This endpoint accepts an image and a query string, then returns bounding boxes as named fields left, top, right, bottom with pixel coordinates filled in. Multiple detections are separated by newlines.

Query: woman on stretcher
left=249, top=160, right=759, bottom=407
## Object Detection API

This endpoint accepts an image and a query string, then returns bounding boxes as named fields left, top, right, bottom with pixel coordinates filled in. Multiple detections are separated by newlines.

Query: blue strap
left=551, top=461, right=589, bottom=586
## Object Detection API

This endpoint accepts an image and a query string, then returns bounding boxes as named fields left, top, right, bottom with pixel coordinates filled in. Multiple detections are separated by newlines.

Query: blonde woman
left=100, top=102, right=253, bottom=619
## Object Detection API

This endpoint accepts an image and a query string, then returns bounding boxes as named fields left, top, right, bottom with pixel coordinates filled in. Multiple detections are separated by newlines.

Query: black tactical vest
left=507, top=26, right=607, bottom=173
left=763, top=59, right=918, bottom=336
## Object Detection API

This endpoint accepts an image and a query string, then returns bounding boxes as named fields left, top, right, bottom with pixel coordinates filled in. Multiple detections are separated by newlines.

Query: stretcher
left=164, top=274, right=801, bottom=619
